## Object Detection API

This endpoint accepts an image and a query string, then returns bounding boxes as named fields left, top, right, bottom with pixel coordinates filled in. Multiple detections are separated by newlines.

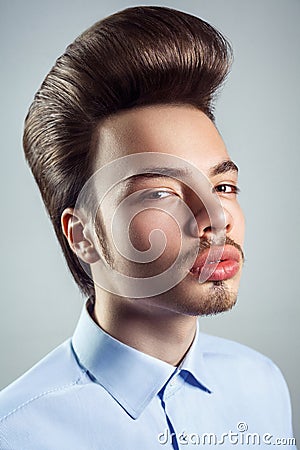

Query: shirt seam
left=0, top=374, right=84, bottom=423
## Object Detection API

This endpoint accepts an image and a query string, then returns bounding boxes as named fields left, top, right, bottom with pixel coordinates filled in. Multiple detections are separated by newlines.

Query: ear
left=61, top=208, right=100, bottom=264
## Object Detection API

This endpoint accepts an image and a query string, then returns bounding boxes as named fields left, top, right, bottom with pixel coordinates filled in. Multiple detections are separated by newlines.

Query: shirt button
left=169, top=378, right=175, bottom=388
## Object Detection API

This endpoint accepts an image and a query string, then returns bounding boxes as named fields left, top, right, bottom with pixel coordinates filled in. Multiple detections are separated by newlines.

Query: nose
left=190, top=201, right=234, bottom=240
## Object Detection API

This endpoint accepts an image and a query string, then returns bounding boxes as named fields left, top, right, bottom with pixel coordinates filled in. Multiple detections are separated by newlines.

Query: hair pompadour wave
left=23, top=6, right=233, bottom=297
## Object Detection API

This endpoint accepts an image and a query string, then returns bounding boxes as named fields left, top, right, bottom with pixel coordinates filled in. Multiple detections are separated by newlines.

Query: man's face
left=91, top=104, right=245, bottom=316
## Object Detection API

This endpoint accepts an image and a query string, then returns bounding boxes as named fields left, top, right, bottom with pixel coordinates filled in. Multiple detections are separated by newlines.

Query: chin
left=157, top=274, right=239, bottom=317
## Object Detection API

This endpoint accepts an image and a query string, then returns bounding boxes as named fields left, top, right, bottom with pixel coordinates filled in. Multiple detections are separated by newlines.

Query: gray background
left=1, top=0, right=299, bottom=443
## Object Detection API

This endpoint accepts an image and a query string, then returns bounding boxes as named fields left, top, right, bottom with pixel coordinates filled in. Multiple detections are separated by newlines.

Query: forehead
left=93, top=104, right=229, bottom=174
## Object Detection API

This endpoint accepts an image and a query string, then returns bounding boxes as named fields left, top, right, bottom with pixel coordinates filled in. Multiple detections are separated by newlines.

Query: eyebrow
left=122, top=159, right=238, bottom=189
left=209, top=160, right=239, bottom=177
left=123, top=167, right=190, bottom=189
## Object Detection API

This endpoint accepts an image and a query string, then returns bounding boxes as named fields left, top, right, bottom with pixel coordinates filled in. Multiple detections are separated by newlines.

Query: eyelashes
left=139, top=189, right=178, bottom=201
left=213, top=183, right=240, bottom=195
left=139, top=183, right=240, bottom=202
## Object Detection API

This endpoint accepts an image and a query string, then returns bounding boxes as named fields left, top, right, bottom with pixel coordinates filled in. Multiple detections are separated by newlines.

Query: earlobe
left=61, top=208, right=100, bottom=264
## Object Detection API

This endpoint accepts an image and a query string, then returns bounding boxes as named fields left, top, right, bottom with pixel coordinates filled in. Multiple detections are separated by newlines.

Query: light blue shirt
left=0, top=299, right=296, bottom=449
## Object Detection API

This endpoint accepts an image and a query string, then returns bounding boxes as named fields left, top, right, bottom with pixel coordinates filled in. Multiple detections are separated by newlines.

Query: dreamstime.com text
left=157, top=422, right=296, bottom=446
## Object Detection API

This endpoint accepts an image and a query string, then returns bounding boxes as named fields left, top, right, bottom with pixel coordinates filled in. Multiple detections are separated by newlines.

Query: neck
left=92, top=289, right=198, bottom=366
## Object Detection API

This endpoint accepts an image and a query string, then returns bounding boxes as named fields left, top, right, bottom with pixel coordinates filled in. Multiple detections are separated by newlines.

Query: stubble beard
left=183, top=280, right=237, bottom=316
left=94, top=217, right=241, bottom=317
left=152, top=275, right=239, bottom=318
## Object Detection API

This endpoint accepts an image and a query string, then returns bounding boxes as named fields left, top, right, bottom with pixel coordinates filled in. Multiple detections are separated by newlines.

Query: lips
left=190, top=245, right=241, bottom=282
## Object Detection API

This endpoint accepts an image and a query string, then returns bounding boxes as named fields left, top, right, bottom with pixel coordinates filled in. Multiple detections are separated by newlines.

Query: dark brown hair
left=23, top=6, right=232, bottom=297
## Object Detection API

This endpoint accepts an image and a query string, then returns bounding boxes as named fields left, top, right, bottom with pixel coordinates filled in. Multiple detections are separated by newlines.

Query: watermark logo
left=74, top=152, right=227, bottom=297
left=157, top=422, right=296, bottom=446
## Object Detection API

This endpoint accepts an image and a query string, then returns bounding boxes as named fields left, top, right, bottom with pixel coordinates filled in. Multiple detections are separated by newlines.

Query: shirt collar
left=72, top=298, right=212, bottom=419
left=179, top=330, right=213, bottom=394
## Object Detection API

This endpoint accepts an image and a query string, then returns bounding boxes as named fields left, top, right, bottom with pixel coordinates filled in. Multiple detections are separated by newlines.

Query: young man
left=0, top=6, right=296, bottom=450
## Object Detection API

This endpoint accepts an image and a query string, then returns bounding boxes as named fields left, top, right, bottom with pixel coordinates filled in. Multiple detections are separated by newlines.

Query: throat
left=92, top=293, right=197, bottom=366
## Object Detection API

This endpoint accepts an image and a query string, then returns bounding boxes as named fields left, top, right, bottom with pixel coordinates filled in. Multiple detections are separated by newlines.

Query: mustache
left=198, top=236, right=245, bottom=262
left=179, top=236, right=245, bottom=269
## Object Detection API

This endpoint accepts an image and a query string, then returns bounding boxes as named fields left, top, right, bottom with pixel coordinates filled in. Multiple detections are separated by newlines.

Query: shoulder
left=198, top=331, right=284, bottom=373
left=198, top=331, right=291, bottom=402
left=194, top=333, right=295, bottom=438
left=199, top=331, right=276, bottom=363
left=0, top=339, right=87, bottom=422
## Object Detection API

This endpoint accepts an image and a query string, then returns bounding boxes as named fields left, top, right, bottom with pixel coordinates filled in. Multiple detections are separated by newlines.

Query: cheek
left=129, top=210, right=182, bottom=258
left=233, top=203, right=245, bottom=246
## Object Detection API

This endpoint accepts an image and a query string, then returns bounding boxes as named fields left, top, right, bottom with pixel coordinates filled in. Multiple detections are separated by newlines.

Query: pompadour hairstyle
left=23, top=6, right=233, bottom=297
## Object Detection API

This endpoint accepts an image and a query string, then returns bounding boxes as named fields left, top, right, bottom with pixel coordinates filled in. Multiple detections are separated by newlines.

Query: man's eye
left=140, top=190, right=176, bottom=200
left=214, top=184, right=240, bottom=195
